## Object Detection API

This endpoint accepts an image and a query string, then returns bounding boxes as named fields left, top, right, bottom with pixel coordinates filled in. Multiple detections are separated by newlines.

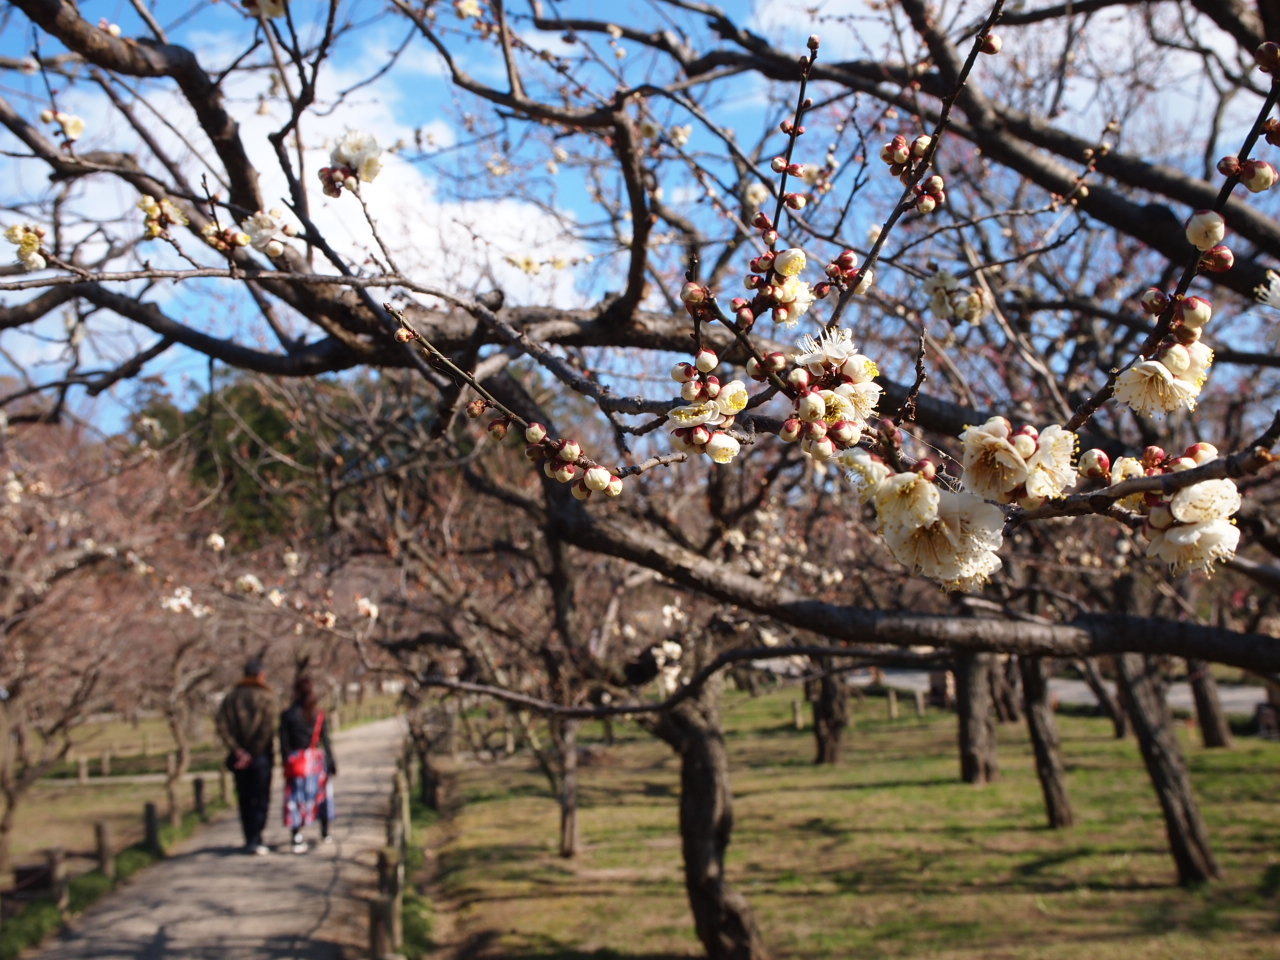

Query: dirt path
left=29, top=716, right=406, bottom=960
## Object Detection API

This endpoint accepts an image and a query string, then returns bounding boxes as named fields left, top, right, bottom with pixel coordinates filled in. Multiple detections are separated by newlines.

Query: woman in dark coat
left=279, top=674, right=336, bottom=852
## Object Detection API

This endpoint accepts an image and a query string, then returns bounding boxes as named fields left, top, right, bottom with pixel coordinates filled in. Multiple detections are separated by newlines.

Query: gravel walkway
left=31, top=716, right=406, bottom=960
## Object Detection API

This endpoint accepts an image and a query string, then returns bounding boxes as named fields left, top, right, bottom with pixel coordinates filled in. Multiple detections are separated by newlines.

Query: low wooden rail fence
left=369, top=737, right=414, bottom=960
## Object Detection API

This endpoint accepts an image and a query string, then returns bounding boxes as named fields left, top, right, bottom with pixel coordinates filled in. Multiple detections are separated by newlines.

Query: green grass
left=401, top=792, right=439, bottom=959
left=423, top=689, right=1280, bottom=960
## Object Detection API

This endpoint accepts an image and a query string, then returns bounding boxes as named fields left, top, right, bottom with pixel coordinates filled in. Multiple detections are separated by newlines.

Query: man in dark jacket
left=216, top=657, right=277, bottom=854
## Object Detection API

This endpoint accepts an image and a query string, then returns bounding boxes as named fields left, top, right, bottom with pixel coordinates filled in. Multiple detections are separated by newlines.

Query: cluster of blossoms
left=138, top=195, right=188, bottom=240
left=1114, top=290, right=1214, bottom=418
left=845, top=453, right=1006, bottom=592
left=318, top=131, right=383, bottom=197
left=879, top=134, right=945, bottom=212
left=1183, top=209, right=1233, bottom=273
left=1217, top=153, right=1277, bottom=193
left=4, top=223, right=47, bottom=271
left=355, top=596, right=380, bottom=621
left=667, top=349, right=750, bottom=464
left=922, top=270, right=992, bottom=325
left=651, top=638, right=684, bottom=696
left=38, top=108, right=85, bottom=143
left=1089, top=443, right=1240, bottom=574
left=201, top=221, right=251, bottom=252
left=958, top=417, right=1079, bottom=508
left=485, top=411, right=624, bottom=500
left=160, top=586, right=212, bottom=618
left=764, top=327, right=882, bottom=463
left=235, top=573, right=266, bottom=595
left=238, top=209, right=296, bottom=258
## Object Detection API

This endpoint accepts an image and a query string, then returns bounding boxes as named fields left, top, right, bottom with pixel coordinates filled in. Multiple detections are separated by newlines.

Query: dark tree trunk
left=406, top=708, right=439, bottom=810
left=1116, top=654, right=1220, bottom=886
left=956, top=652, right=999, bottom=784
left=808, top=658, right=849, bottom=765
left=992, top=656, right=1022, bottom=724
left=651, top=681, right=771, bottom=960
left=553, top=717, right=579, bottom=858
left=1186, top=659, right=1233, bottom=749
left=1019, top=657, right=1074, bottom=828
left=1078, top=657, right=1128, bottom=738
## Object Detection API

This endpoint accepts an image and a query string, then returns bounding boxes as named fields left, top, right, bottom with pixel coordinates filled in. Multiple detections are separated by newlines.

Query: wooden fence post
left=96, top=821, right=115, bottom=880
left=100, top=749, right=111, bottom=777
left=194, top=777, right=206, bottom=820
left=47, top=848, right=69, bottom=913
left=368, top=895, right=390, bottom=959
left=887, top=688, right=899, bottom=721
left=914, top=689, right=926, bottom=718
left=144, top=802, right=162, bottom=856
left=78, top=755, right=89, bottom=784
left=791, top=700, right=803, bottom=730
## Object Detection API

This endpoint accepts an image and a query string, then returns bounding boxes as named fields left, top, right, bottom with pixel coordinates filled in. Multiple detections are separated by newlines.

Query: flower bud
left=703, top=376, right=721, bottom=399
left=1148, top=503, right=1174, bottom=530
left=786, top=163, right=806, bottom=178
left=917, top=195, right=937, bottom=214
left=1140, top=288, right=1168, bottom=314
left=553, top=461, right=577, bottom=483
left=1200, top=243, right=1234, bottom=272
left=1184, top=441, right=1218, bottom=464
left=1256, top=41, right=1280, bottom=74
left=980, top=33, right=1002, bottom=55
left=1177, top=296, right=1212, bottom=330
left=689, top=424, right=711, bottom=447
left=803, top=419, right=829, bottom=441
left=829, top=420, right=860, bottom=446
left=465, top=398, right=488, bottom=419
left=558, top=439, right=582, bottom=463
left=915, top=459, right=937, bottom=481
left=787, top=367, right=811, bottom=392
left=525, top=444, right=545, bottom=463
left=1011, top=434, right=1037, bottom=459
left=1078, top=448, right=1110, bottom=479
left=584, top=465, right=611, bottom=491
left=1185, top=209, right=1225, bottom=251
left=746, top=356, right=765, bottom=381
left=807, top=35, right=820, bottom=51
left=911, top=135, right=932, bottom=159
left=525, top=422, right=548, bottom=444
left=671, top=361, right=695, bottom=382
left=680, top=281, right=708, bottom=304
left=394, top=327, right=417, bottom=343
left=694, top=348, right=718, bottom=373
left=605, top=475, right=624, bottom=497
left=779, top=418, right=803, bottom=443
left=681, top=380, right=705, bottom=402
left=771, top=156, right=787, bottom=173
left=808, top=436, right=836, bottom=461
left=571, top=480, right=592, bottom=501
left=1241, top=159, right=1278, bottom=193
left=1217, top=155, right=1241, bottom=177
left=784, top=192, right=807, bottom=210
left=1142, top=445, right=1166, bottom=468
left=797, top=391, right=826, bottom=422
left=1166, top=456, right=1197, bottom=472
left=487, top=418, right=509, bottom=441
left=705, top=431, right=740, bottom=464
left=1159, top=343, right=1191, bottom=375
left=752, top=212, right=773, bottom=230
left=923, top=175, right=944, bottom=193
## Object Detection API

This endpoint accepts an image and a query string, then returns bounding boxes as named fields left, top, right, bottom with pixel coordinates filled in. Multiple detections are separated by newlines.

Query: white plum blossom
left=267, top=589, right=286, bottom=608
left=235, top=573, right=265, bottom=595
left=1147, top=519, right=1239, bottom=575
left=872, top=471, right=940, bottom=541
left=355, top=596, right=380, bottom=621
left=773, top=248, right=807, bottom=278
left=330, top=130, right=383, bottom=184
left=840, top=448, right=891, bottom=501
left=744, top=181, right=772, bottom=209
left=882, top=489, right=1005, bottom=593
left=5, top=223, right=46, bottom=271
left=239, top=209, right=294, bottom=258
left=959, top=418, right=1025, bottom=501
left=283, top=549, right=302, bottom=576
left=705, top=431, right=741, bottom=464
left=795, top=327, right=857, bottom=375
left=1023, top=425, right=1078, bottom=500
left=1113, top=358, right=1200, bottom=418
left=774, top=277, right=815, bottom=325
left=206, top=531, right=226, bottom=552
left=1169, top=479, right=1241, bottom=524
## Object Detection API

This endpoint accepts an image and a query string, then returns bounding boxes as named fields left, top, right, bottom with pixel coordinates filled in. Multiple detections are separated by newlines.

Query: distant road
left=868, top=669, right=1267, bottom=717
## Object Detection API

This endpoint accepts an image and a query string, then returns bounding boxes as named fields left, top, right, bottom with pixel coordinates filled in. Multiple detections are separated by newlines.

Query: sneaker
left=320, top=835, right=334, bottom=845
left=251, top=844, right=270, bottom=856
left=291, top=839, right=308, bottom=854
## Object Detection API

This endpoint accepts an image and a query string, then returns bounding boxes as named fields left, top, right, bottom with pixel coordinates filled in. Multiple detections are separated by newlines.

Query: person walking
left=216, top=657, right=277, bottom=855
left=279, top=674, right=336, bottom=853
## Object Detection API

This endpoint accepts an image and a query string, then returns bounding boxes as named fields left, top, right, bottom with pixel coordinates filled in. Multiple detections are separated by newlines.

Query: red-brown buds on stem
left=1199, top=244, right=1234, bottom=272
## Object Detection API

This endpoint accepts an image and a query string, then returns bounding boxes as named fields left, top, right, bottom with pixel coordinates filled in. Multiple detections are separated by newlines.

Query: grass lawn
left=424, top=688, right=1280, bottom=960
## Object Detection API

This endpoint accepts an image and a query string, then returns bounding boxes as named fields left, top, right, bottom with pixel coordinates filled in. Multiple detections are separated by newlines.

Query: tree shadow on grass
left=454, top=929, right=696, bottom=960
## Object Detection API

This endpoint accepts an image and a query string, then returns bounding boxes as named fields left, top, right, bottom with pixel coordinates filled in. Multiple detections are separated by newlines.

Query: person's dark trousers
left=234, top=753, right=273, bottom=848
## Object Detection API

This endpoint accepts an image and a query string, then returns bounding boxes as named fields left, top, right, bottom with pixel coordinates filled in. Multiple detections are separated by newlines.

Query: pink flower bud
left=764, top=352, right=789, bottom=373
left=1217, top=155, right=1241, bottom=177
left=784, top=193, right=807, bottom=210
left=1147, top=503, right=1174, bottom=530
left=1241, top=159, right=1277, bottom=193
left=525, top=444, right=545, bottom=463
left=915, top=460, right=937, bottom=481
left=605, top=475, right=624, bottom=497
left=671, top=361, right=695, bottom=383
left=703, top=376, right=721, bottom=399
left=787, top=367, right=811, bottom=392
left=752, top=212, right=772, bottom=230
left=786, top=163, right=806, bottom=178
left=1078, top=448, right=1110, bottom=479
left=980, top=33, right=1002, bottom=55
left=761, top=229, right=778, bottom=245
left=553, top=461, right=577, bottom=483
left=1142, top=445, right=1166, bottom=468
left=746, top=356, right=765, bottom=381
left=571, top=480, right=592, bottom=501
left=1177, top=296, right=1212, bottom=330
left=1183, top=442, right=1218, bottom=464
left=779, top=418, right=803, bottom=443
left=681, top=379, right=705, bottom=402
left=797, top=391, right=826, bottom=422
left=829, top=420, right=860, bottom=446
left=558, top=439, right=582, bottom=463
left=689, top=424, right=711, bottom=446
left=770, top=157, right=787, bottom=173
left=487, top=418, right=509, bottom=441
left=584, top=466, right=611, bottom=491
left=680, top=281, right=708, bottom=304
left=1199, top=244, right=1234, bottom=272
left=911, top=135, right=933, bottom=159
left=525, top=422, right=548, bottom=445
left=803, top=419, right=828, bottom=440
left=1140, top=288, right=1168, bottom=314
left=694, top=348, right=718, bottom=373
left=917, top=195, right=937, bottom=215
left=394, top=327, right=417, bottom=343
left=807, top=35, right=820, bottom=51
left=1166, top=456, right=1197, bottom=472
left=923, top=175, right=944, bottom=193
left=773, top=306, right=790, bottom=324
left=1011, top=434, right=1036, bottom=459
left=808, top=436, right=836, bottom=461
